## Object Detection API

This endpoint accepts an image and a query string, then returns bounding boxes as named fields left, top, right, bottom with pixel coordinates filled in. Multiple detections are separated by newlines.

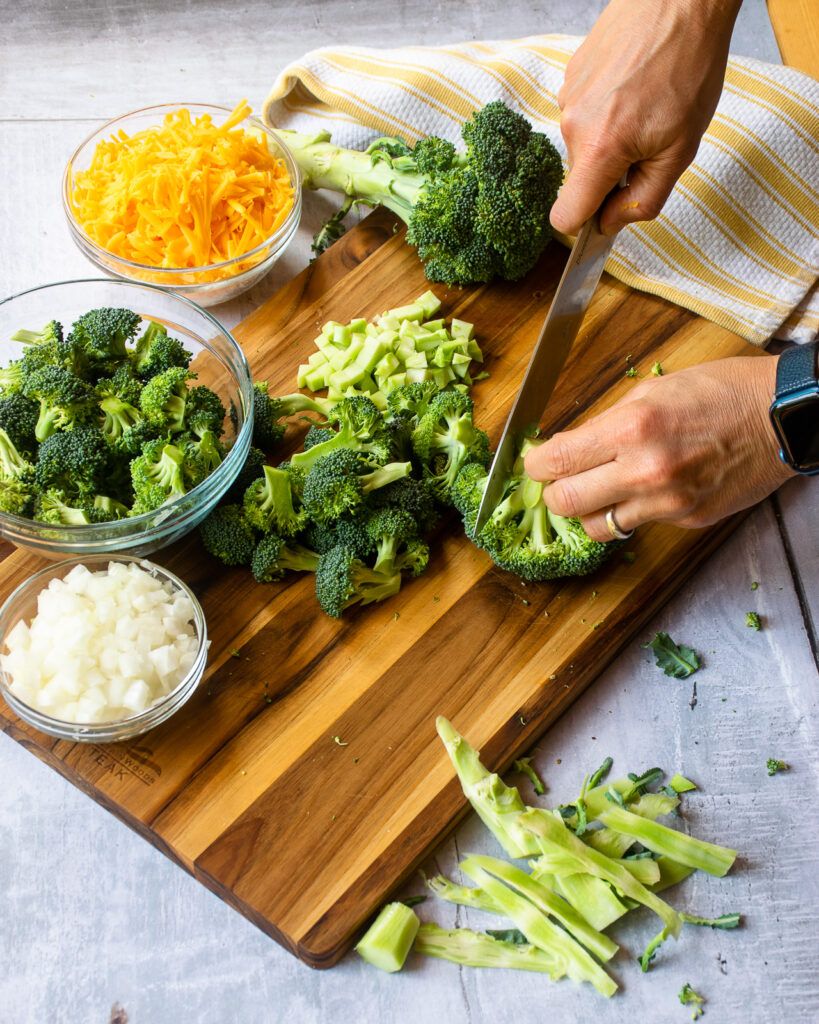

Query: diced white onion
left=2, top=561, right=200, bottom=724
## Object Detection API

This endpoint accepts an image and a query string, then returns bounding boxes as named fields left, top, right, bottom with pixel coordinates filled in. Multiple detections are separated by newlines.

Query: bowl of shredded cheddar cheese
left=62, top=101, right=302, bottom=306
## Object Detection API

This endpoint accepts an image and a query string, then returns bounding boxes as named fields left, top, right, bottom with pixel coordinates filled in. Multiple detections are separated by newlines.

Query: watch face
left=777, top=398, right=819, bottom=472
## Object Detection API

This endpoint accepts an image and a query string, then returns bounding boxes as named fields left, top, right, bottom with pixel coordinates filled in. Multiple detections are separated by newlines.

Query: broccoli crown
left=250, top=531, right=320, bottom=583
left=411, top=390, right=490, bottom=502
left=251, top=381, right=287, bottom=449
left=314, top=544, right=402, bottom=618
left=224, top=445, right=267, bottom=504
left=139, top=366, right=194, bottom=433
left=33, top=488, right=113, bottom=526
left=290, top=394, right=392, bottom=470
left=131, top=321, right=192, bottom=381
left=303, top=424, right=336, bottom=450
left=130, top=438, right=204, bottom=513
left=302, top=449, right=411, bottom=524
left=21, top=366, right=96, bottom=441
left=364, top=505, right=419, bottom=574
left=199, top=504, right=257, bottom=566
left=452, top=438, right=616, bottom=581
left=0, top=391, right=39, bottom=454
left=368, top=473, right=440, bottom=534
left=185, top=384, right=226, bottom=439
left=33, top=425, right=110, bottom=496
left=68, top=307, right=141, bottom=367
left=0, top=477, right=35, bottom=517
left=243, top=464, right=307, bottom=535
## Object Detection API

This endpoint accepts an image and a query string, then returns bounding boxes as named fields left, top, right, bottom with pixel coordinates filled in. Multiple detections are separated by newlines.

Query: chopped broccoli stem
left=355, top=902, right=420, bottom=973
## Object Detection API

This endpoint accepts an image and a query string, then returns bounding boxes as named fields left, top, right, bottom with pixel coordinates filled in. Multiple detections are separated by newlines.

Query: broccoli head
left=130, top=438, right=205, bottom=513
left=130, top=321, right=192, bottom=380
left=250, top=531, right=320, bottom=583
left=68, top=307, right=141, bottom=369
left=315, top=544, right=402, bottom=618
left=243, top=464, right=307, bottom=536
left=411, top=390, right=490, bottom=503
left=301, top=448, right=412, bottom=524
left=33, top=425, right=110, bottom=496
left=139, top=366, right=195, bottom=433
left=453, top=437, right=617, bottom=581
left=21, top=366, right=96, bottom=441
left=199, top=504, right=258, bottom=566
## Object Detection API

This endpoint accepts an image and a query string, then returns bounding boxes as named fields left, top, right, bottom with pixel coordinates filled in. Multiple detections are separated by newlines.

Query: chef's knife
left=472, top=199, right=623, bottom=536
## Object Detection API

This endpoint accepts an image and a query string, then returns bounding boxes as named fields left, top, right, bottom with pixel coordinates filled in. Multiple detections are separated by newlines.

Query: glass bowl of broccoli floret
left=61, top=103, right=302, bottom=306
left=0, top=277, right=253, bottom=559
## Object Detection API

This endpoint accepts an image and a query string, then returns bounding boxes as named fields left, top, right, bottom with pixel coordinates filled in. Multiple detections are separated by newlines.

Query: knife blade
left=472, top=208, right=620, bottom=537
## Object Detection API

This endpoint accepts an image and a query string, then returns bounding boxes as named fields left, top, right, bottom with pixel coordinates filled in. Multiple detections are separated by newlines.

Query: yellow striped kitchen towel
left=263, top=35, right=819, bottom=346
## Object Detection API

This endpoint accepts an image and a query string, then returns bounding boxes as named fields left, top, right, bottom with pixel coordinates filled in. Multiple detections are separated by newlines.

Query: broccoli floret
left=0, top=478, right=35, bottom=517
left=364, top=506, right=420, bottom=575
left=411, top=391, right=490, bottom=503
left=33, top=426, right=110, bottom=496
left=21, top=366, right=96, bottom=441
left=453, top=437, right=617, bottom=581
left=249, top=390, right=336, bottom=450
left=395, top=537, right=431, bottom=577
left=250, top=531, right=320, bottom=582
left=185, top=384, right=226, bottom=438
left=224, top=445, right=267, bottom=504
left=68, top=307, right=141, bottom=369
left=302, top=449, right=411, bottom=524
left=139, top=366, right=195, bottom=433
left=745, top=611, right=762, bottom=631
left=90, top=494, right=130, bottom=520
left=290, top=394, right=392, bottom=471
left=243, top=464, right=307, bottom=535
left=0, top=362, right=23, bottom=394
left=130, top=438, right=205, bottom=513
left=130, top=321, right=192, bottom=381
left=766, top=758, right=789, bottom=776
left=386, top=381, right=439, bottom=422
left=0, top=391, right=39, bottom=454
left=315, top=544, right=402, bottom=618
left=17, top=332, right=91, bottom=382
left=182, top=429, right=225, bottom=475
left=278, top=100, right=563, bottom=286
left=199, top=504, right=257, bottom=566
left=0, top=428, right=36, bottom=485
left=10, top=319, right=64, bottom=347
left=369, top=474, right=440, bottom=534
left=33, top=489, right=115, bottom=525
left=95, top=375, right=144, bottom=443
left=301, top=515, right=375, bottom=559
left=304, top=424, right=336, bottom=450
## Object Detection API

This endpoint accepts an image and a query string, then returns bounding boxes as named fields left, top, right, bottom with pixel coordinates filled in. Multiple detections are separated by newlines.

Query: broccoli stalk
left=354, top=902, right=420, bottom=973
left=277, top=100, right=564, bottom=286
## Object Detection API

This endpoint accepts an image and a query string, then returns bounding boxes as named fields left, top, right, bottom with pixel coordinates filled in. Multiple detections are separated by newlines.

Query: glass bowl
left=62, top=103, right=302, bottom=306
left=0, top=278, right=253, bottom=559
left=0, top=554, right=208, bottom=743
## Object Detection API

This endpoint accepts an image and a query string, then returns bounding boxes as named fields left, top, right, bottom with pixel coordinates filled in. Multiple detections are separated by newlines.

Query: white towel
left=264, top=35, right=819, bottom=346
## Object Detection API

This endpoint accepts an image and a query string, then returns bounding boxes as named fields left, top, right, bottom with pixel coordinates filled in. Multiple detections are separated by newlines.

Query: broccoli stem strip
left=413, top=923, right=565, bottom=976
left=597, top=806, right=737, bottom=878
left=532, top=870, right=628, bottom=932
left=463, top=855, right=619, bottom=963
left=276, top=129, right=424, bottom=224
left=519, top=809, right=683, bottom=939
left=460, top=862, right=618, bottom=997
left=424, top=874, right=502, bottom=914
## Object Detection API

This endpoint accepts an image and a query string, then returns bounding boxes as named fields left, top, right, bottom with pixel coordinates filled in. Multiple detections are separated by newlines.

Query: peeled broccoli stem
left=276, top=129, right=425, bottom=225
left=413, top=922, right=565, bottom=976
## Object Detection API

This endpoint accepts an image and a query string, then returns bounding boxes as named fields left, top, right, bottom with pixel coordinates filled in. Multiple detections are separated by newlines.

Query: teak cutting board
left=0, top=209, right=764, bottom=967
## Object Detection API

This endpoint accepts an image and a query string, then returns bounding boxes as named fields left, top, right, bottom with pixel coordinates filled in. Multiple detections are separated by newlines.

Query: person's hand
left=523, top=357, right=795, bottom=542
left=550, top=0, right=742, bottom=237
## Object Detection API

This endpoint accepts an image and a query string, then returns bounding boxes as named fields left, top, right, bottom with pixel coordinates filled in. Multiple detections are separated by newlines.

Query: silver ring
left=606, top=507, right=634, bottom=541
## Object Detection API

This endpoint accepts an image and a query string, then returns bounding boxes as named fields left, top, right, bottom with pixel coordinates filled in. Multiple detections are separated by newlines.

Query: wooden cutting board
left=0, top=209, right=764, bottom=968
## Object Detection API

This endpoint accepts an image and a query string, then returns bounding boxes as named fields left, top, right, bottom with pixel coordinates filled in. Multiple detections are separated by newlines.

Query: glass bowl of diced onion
left=0, top=554, right=208, bottom=742
left=62, top=102, right=302, bottom=306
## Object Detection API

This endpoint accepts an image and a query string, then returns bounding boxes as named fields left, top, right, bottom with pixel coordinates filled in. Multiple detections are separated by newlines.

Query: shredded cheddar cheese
left=70, top=101, right=295, bottom=270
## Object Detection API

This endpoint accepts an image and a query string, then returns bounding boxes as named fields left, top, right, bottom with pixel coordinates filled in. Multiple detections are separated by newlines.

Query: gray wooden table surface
left=1, top=2, right=817, bottom=1023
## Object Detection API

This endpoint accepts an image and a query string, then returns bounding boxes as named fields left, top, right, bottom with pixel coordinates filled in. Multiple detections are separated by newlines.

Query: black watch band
left=770, top=339, right=819, bottom=475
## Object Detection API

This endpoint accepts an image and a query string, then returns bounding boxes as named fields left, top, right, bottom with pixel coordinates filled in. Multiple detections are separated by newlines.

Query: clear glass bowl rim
left=61, top=101, right=302, bottom=277
left=0, top=553, right=208, bottom=741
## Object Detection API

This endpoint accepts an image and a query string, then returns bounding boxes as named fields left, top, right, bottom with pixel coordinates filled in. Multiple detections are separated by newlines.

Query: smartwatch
left=769, top=339, right=819, bottom=475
